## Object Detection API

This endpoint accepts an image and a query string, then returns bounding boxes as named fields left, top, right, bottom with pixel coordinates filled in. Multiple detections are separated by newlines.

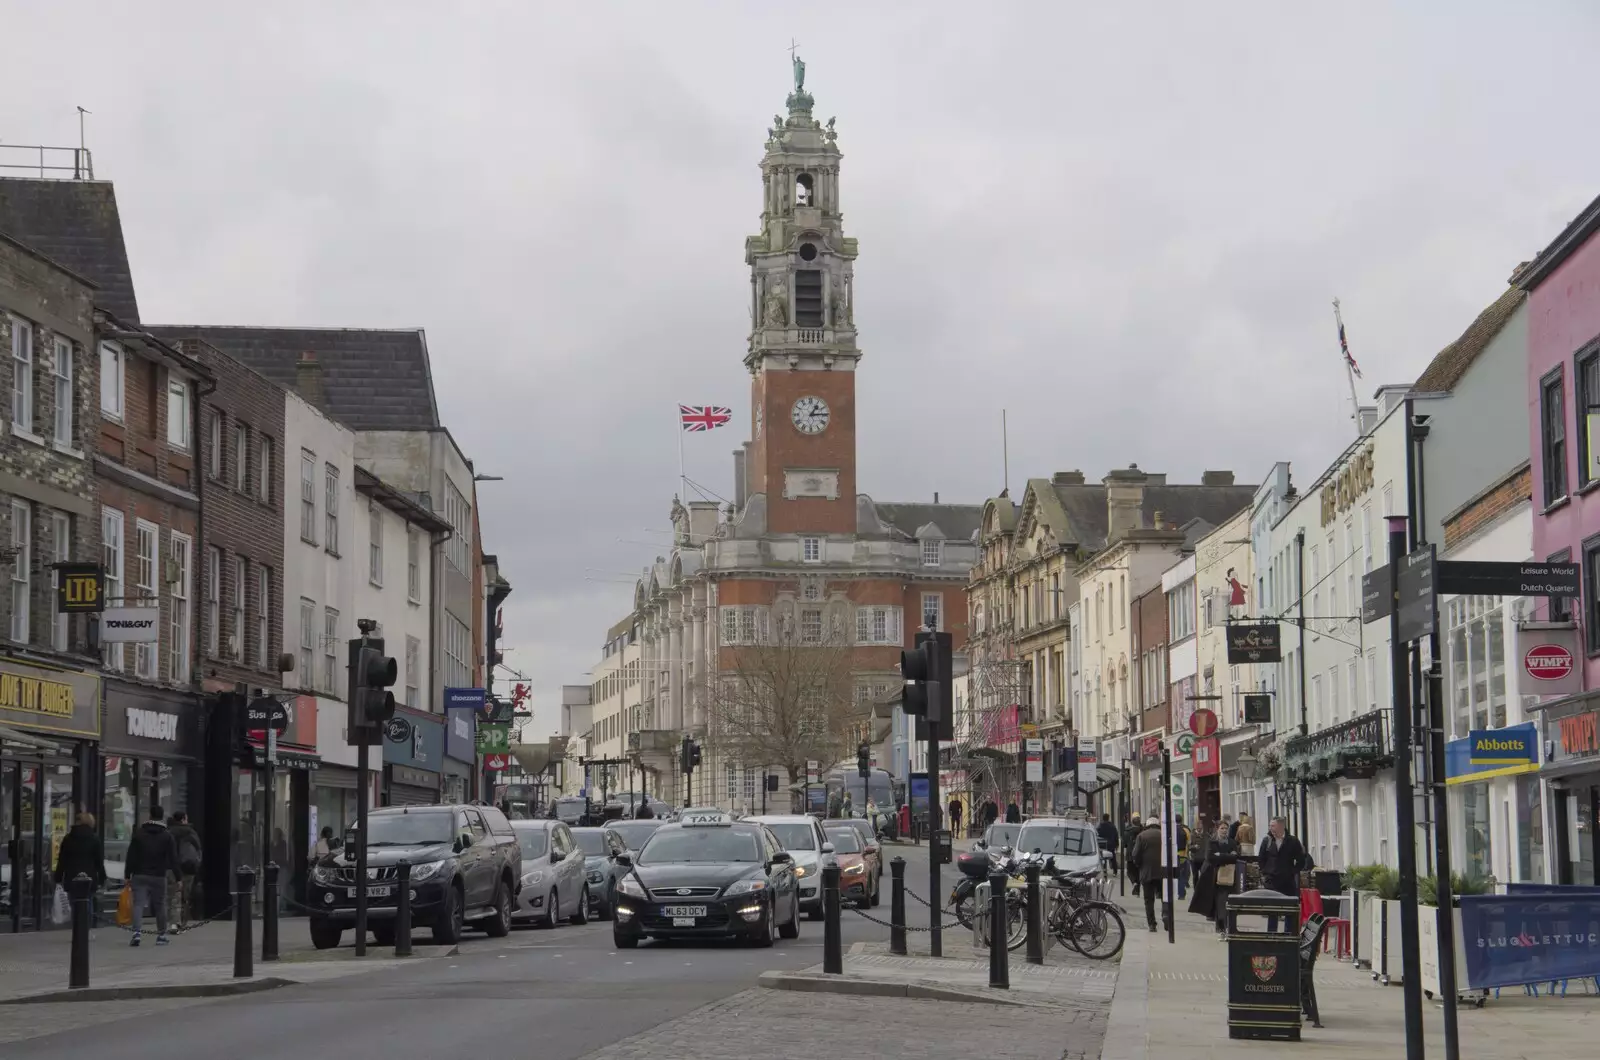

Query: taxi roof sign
left=680, top=812, right=733, bottom=827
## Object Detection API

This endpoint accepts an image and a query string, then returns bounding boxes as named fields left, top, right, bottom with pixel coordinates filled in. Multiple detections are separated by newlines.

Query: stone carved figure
left=793, top=55, right=806, bottom=93
left=825, top=116, right=836, bottom=142
left=763, top=282, right=788, bottom=327
left=831, top=276, right=848, bottom=325
left=771, top=113, right=785, bottom=140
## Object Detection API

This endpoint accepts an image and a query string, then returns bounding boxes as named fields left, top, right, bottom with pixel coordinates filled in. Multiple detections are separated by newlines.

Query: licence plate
left=348, top=886, right=392, bottom=898
left=672, top=917, right=696, bottom=927
left=661, top=905, right=706, bottom=918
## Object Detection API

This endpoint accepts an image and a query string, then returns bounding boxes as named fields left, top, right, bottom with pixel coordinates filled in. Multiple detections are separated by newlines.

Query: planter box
left=1369, top=899, right=1407, bottom=984
left=1418, top=904, right=1469, bottom=1000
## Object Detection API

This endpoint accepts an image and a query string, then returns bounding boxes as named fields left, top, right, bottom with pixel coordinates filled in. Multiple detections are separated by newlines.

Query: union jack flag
left=680, top=405, right=732, bottom=432
left=1338, top=319, right=1363, bottom=379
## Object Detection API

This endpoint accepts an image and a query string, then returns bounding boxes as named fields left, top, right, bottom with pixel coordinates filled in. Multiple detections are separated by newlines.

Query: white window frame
left=799, top=608, right=823, bottom=643
left=101, top=508, right=125, bottom=670
left=405, top=635, right=421, bottom=707
left=921, top=592, right=943, bottom=632
left=256, top=566, right=270, bottom=667
left=52, top=338, right=73, bottom=447
left=50, top=511, right=69, bottom=651
left=8, top=501, right=28, bottom=643
left=802, top=536, right=821, bottom=563
left=99, top=341, right=124, bottom=420
left=133, top=519, right=159, bottom=679
left=368, top=504, right=383, bottom=586
left=298, top=597, right=316, bottom=685
left=323, top=607, right=339, bottom=693
left=407, top=527, right=421, bottom=602
left=205, top=545, right=220, bottom=657
left=443, top=479, right=470, bottom=573
left=233, top=422, right=249, bottom=492
left=10, top=316, right=33, bottom=436
left=1168, top=581, right=1196, bottom=642
left=719, top=606, right=769, bottom=646
left=324, top=463, right=340, bottom=554
left=166, top=376, right=191, bottom=450
left=206, top=412, right=222, bottom=479
left=444, top=613, right=471, bottom=689
left=168, top=531, right=192, bottom=681
left=299, top=450, right=317, bottom=544
left=855, top=605, right=903, bottom=646
left=257, top=437, right=273, bottom=504
left=921, top=539, right=942, bottom=567
left=232, top=555, right=247, bottom=663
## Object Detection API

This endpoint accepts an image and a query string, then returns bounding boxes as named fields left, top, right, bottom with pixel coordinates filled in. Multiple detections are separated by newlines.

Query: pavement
left=1099, top=887, right=1600, bottom=1060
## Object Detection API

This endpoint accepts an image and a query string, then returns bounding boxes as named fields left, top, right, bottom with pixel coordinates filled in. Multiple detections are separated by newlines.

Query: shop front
left=0, top=656, right=101, bottom=932
left=100, top=682, right=204, bottom=910
left=235, top=695, right=319, bottom=910
left=1534, top=693, right=1600, bottom=886
left=310, top=697, right=378, bottom=874
left=1443, top=722, right=1542, bottom=884
left=382, top=707, right=442, bottom=806
left=442, top=705, right=477, bottom=804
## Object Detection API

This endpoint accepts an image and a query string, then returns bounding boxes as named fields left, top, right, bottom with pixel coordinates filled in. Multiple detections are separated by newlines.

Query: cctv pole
left=1386, top=517, right=1425, bottom=1060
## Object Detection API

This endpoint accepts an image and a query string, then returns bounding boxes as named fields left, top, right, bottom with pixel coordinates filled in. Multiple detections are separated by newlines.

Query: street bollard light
left=69, top=873, right=93, bottom=989
left=889, top=857, right=907, bottom=957
left=233, top=866, right=256, bottom=979
left=262, top=862, right=280, bottom=962
left=395, top=861, right=413, bottom=957
left=1024, top=860, right=1044, bottom=966
left=822, top=860, right=843, bottom=974
left=987, top=869, right=1010, bottom=990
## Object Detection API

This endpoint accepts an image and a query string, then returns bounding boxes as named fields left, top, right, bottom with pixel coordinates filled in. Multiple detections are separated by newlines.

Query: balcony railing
left=0, top=144, right=93, bottom=180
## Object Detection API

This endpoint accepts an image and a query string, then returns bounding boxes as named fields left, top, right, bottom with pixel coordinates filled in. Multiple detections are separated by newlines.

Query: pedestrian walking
left=1234, top=813, right=1257, bottom=855
left=167, top=810, right=202, bottom=929
left=125, top=805, right=181, bottom=946
left=55, top=811, right=107, bottom=924
left=313, top=825, right=337, bottom=857
left=1129, top=817, right=1164, bottom=932
left=1187, top=814, right=1210, bottom=898
left=1096, top=813, right=1119, bottom=872
left=1004, top=800, right=1021, bottom=824
left=635, top=800, right=654, bottom=819
left=1175, top=817, right=1192, bottom=899
left=1188, top=819, right=1239, bottom=937
left=1122, top=814, right=1142, bottom=895
left=948, top=797, right=963, bottom=837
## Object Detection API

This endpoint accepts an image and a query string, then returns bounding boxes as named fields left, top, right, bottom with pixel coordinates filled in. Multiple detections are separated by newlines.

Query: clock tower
left=744, top=62, right=860, bottom=535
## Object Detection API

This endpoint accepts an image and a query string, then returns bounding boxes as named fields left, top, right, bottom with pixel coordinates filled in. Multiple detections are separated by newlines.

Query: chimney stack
left=1052, top=471, right=1086, bottom=486
left=1200, top=470, right=1235, bottom=487
left=1103, top=464, right=1148, bottom=542
left=934, top=491, right=939, bottom=504
left=295, top=351, right=326, bottom=410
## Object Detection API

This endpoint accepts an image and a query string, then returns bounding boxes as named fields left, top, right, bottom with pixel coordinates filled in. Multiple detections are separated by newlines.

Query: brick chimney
left=1201, top=470, right=1235, bottom=487
left=1103, top=464, right=1148, bottom=542
left=295, top=351, right=326, bottom=409
left=1052, top=470, right=1086, bottom=486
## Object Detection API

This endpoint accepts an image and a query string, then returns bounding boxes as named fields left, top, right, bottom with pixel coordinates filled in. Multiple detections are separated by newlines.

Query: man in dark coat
left=1097, top=813, right=1119, bottom=872
left=168, top=810, right=202, bottom=929
left=1257, top=816, right=1307, bottom=895
left=125, top=805, right=181, bottom=945
left=980, top=798, right=999, bottom=829
left=55, top=812, right=107, bottom=924
left=1128, top=819, right=1164, bottom=931
left=1121, top=815, right=1143, bottom=894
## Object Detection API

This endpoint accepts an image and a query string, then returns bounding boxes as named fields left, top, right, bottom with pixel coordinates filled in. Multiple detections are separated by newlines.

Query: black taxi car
left=611, top=812, right=801, bottom=948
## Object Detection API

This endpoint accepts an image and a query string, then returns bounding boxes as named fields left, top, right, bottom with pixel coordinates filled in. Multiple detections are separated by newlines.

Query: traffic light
left=680, top=735, right=694, bottom=775
left=857, top=742, right=870, bottom=778
left=347, top=636, right=398, bottom=730
left=900, top=638, right=932, bottom=717
left=901, top=631, right=954, bottom=741
left=690, top=741, right=703, bottom=770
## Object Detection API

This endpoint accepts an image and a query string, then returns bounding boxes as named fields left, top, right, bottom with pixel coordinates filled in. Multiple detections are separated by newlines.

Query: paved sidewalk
left=1101, top=894, right=1599, bottom=1059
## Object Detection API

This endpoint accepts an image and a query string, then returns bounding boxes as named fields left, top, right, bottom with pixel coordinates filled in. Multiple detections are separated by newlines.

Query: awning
left=0, top=723, right=71, bottom=757
left=1076, top=764, right=1124, bottom=795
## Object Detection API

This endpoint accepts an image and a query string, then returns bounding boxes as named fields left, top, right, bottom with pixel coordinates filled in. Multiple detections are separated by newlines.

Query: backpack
left=178, top=833, right=202, bottom=874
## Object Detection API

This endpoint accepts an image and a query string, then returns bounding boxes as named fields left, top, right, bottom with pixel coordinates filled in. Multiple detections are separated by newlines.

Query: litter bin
left=1225, top=889, right=1302, bottom=1041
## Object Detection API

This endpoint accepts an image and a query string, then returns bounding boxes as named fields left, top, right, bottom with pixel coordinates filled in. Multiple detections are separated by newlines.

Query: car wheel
left=596, top=883, right=613, bottom=921
left=752, top=900, right=775, bottom=948
left=542, top=889, right=560, bottom=929
left=309, top=918, right=343, bottom=950
left=614, top=930, right=638, bottom=949
left=570, top=885, right=590, bottom=925
left=432, top=884, right=464, bottom=945
left=483, top=882, right=511, bottom=938
left=778, top=894, right=800, bottom=940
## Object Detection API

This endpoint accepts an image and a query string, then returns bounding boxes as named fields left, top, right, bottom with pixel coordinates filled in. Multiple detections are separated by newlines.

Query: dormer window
left=802, top=536, right=822, bottom=563
left=921, top=539, right=942, bottom=567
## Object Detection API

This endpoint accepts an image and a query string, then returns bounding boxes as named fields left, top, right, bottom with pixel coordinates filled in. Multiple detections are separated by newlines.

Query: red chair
left=1303, top=888, right=1353, bottom=960
left=1300, top=887, right=1324, bottom=923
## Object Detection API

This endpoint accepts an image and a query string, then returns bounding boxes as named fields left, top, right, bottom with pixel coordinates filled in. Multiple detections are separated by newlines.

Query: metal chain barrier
left=103, top=887, right=247, bottom=934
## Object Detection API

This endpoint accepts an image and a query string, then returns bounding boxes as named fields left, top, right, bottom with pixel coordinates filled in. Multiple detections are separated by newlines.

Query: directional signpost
left=1397, top=545, right=1437, bottom=643
left=244, top=696, right=290, bottom=733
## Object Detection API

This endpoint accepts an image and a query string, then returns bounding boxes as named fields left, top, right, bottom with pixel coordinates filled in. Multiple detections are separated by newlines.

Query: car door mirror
left=614, top=852, right=632, bottom=866
left=820, top=842, right=835, bottom=855
left=864, top=844, right=878, bottom=856
left=976, top=840, right=988, bottom=850
left=550, top=848, right=562, bottom=864
left=770, top=851, right=793, bottom=865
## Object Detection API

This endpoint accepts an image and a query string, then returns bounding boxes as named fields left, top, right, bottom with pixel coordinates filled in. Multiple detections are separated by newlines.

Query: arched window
left=795, top=172, right=814, bottom=206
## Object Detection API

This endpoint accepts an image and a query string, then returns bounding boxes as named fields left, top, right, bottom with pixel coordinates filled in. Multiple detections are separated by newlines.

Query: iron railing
left=0, top=144, right=93, bottom=180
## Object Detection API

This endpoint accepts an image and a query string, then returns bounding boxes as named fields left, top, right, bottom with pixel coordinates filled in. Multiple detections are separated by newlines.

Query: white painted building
left=281, top=390, right=357, bottom=700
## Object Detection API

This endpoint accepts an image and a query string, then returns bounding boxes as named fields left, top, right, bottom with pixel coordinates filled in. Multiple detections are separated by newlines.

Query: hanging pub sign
left=1243, top=693, right=1272, bottom=724
left=1226, top=622, right=1281, bottom=664
left=54, top=562, right=105, bottom=613
left=1517, top=626, right=1582, bottom=697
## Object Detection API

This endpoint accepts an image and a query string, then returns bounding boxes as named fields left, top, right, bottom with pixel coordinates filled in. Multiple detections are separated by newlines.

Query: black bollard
left=69, top=872, right=93, bottom=989
left=889, top=856, right=907, bottom=957
left=1024, top=860, right=1044, bottom=966
left=822, top=860, right=843, bottom=974
left=395, top=861, right=413, bottom=957
left=233, top=866, right=256, bottom=979
left=262, top=862, right=280, bottom=962
left=988, top=869, right=1009, bottom=989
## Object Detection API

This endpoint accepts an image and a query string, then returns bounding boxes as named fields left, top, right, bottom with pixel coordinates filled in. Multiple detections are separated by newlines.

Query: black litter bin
left=1225, top=889, right=1302, bottom=1041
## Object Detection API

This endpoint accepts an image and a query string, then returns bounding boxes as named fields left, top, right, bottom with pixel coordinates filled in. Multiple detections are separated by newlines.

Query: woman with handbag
left=1205, top=819, right=1241, bottom=937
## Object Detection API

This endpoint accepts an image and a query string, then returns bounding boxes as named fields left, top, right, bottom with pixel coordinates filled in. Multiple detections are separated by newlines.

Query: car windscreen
left=637, top=829, right=760, bottom=864
left=607, top=822, right=660, bottom=849
left=765, top=823, right=816, bottom=851
left=824, top=829, right=861, bottom=853
left=366, top=811, right=453, bottom=846
left=1015, top=824, right=1097, bottom=857
left=514, top=829, right=549, bottom=858
left=573, top=830, right=609, bottom=856
left=553, top=800, right=585, bottom=821
left=985, top=824, right=1021, bottom=849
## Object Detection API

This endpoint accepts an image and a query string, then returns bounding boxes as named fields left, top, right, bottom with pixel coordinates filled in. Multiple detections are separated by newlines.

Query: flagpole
left=677, top=411, right=687, bottom=503
left=1333, top=298, right=1361, bottom=437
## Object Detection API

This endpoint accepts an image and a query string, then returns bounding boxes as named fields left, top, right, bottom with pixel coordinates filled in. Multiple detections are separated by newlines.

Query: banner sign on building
left=1024, top=737, right=1044, bottom=783
left=476, top=722, right=511, bottom=755
left=1226, top=623, right=1281, bottom=664
left=98, top=606, right=160, bottom=643
left=1460, top=894, right=1600, bottom=990
left=55, top=563, right=105, bottom=613
left=444, top=687, right=487, bottom=714
left=1465, top=725, right=1538, bottom=768
left=1516, top=626, right=1581, bottom=697
left=1193, top=736, right=1220, bottom=778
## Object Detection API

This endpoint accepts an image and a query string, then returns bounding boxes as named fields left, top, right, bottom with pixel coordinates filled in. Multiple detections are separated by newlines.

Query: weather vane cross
left=788, top=39, right=805, bottom=93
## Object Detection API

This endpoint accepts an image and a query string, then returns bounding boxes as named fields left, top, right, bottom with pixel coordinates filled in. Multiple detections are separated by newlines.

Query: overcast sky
left=3, top=2, right=1597, bottom=738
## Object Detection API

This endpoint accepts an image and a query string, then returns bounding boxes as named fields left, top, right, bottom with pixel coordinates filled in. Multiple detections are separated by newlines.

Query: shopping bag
left=116, top=883, right=133, bottom=927
left=50, top=885, right=71, bottom=926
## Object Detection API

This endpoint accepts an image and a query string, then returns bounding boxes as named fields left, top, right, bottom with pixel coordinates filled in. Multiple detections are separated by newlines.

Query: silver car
left=744, top=814, right=834, bottom=918
left=510, top=820, right=590, bottom=927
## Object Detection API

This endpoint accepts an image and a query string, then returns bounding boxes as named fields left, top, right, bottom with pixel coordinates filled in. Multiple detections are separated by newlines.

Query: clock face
left=792, top=396, right=830, bottom=435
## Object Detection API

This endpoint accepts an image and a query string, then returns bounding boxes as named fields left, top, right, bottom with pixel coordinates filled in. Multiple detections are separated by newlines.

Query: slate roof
left=873, top=502, right=984, bottom=541
left=0, top=178, right=138, bottom=322
left=149, top=325, right=439, bottom=431
left=1049, top=479, right=1257, bottom=551
left=1412, top=286, right=1525, bottom=393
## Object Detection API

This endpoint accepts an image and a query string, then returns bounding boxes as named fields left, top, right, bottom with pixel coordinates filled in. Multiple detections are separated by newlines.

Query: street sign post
left=243, top=696, right=290, bottom=733
left=1434, top=560, right=1580, bottom=598
left=1397, top=545, right=1437, bottom=643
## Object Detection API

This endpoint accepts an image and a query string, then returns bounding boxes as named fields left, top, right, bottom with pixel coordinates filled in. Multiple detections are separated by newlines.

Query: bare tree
left=700, top=619, right=864, bottom=794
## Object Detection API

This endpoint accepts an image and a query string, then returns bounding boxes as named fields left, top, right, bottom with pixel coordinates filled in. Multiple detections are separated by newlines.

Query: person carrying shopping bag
left=124, top=805, right=181, bottom=946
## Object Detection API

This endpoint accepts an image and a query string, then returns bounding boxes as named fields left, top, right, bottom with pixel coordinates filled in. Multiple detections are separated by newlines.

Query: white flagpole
left=1333, top=298, right=1362, bottom=438
left=677, top=410, right=687, bottom=503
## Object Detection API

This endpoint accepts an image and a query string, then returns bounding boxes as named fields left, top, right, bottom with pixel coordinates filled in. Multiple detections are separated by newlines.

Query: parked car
left=826, top=818, right=883, bottom=892
left=306, top=804, right=522, bottom=948
left=1013, top=817, right=1101, bottom=874
left=745, top=814, right=834, bottom=918
left=572, top=826, right=630, bottom=919
left=510, top=819, right=590, bottom=927
left=605, top=819, right=664, bottom=855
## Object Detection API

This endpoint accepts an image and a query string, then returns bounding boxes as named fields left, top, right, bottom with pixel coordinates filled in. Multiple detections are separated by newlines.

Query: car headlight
left=522, top=870, right=545, bottom=887
left=587, top=870, right=605, bottom=883
left=794, top=864, right=808, bottom=878
left=311, top=863, right=336, bottom=885
left=724, top=878, right=768, bottom=895
left=618, top=877, right=646, bottom=898
left=409, top=860, right=447, bottom=883
left=843, top=863, right=866, bottom=876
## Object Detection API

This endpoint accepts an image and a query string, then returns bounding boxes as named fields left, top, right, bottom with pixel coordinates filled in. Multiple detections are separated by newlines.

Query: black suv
left=307, top=803, right=523, bottom=948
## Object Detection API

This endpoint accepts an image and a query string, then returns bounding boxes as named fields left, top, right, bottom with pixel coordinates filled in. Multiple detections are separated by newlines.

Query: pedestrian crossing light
left=348, top=636, right=398, bottom=727
left=690, top=741, right=703, bottom=769
left=900, top=639, right=932, bottom=718
left=857, top=742, right=870, bottom=778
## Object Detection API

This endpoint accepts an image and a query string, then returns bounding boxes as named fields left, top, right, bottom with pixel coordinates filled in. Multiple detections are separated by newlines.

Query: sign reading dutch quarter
left=1226, top=622, right=1282, bottom=664
left=126, top=707, right=179, bottom=741
left=54, top=562, right=105, bottom=613
left=1435, top=560, right=1581, bottom=598
left=98, top=606, right=160, bottom=643
left=1396, top=545, right=1437, bottom=643
left=1320, top=444, right=1374, bottom=527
